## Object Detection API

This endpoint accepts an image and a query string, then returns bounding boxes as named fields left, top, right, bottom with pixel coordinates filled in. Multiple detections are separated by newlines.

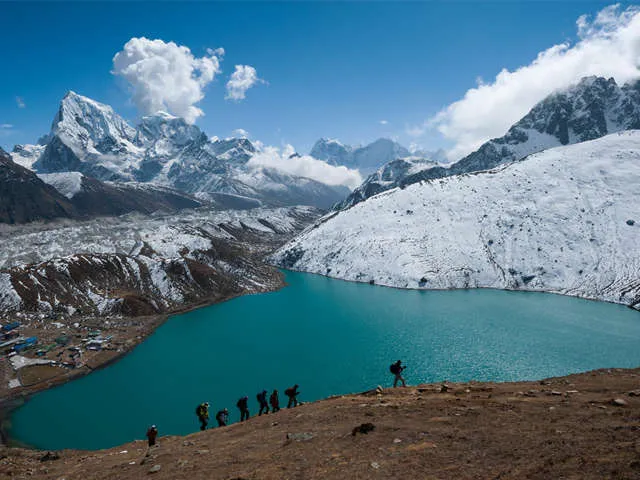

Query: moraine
left=8, top=271, right=640, bottom=451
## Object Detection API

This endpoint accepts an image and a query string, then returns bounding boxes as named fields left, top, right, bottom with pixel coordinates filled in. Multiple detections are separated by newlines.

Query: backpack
left=285, top=387, right=294, bottom=397
left=390, top=363, right=400, bottom=374
left=196, top=404, right=204, bottom=416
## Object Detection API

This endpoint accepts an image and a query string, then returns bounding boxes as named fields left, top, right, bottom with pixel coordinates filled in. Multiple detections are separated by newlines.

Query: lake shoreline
left=0, top=269, right=288, bottom=447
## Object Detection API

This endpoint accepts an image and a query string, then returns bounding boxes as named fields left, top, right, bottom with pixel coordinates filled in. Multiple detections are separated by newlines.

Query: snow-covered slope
left=273, top=131, right=640, bottom=309
left=26, top=92, right=347, bottom=209
left=310, top=138, right=411, bottom=175
left=10, top=144, right=45, bottom=170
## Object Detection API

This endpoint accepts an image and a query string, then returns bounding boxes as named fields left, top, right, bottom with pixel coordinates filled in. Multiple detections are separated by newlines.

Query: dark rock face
left=0, top=148, right=76, bottom=224
left=69, top=177, right=202, bottom=217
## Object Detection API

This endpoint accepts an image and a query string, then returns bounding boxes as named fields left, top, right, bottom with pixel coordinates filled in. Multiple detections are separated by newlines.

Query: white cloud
left=379, top=120, right=389, bottom=125
left=247, top=145, right=362, bottom=189
left=112, top=37, right=223, bottom=124
left=15, top=97, right=25, bottom=109
left=226, top=65, right=263, bottom=101
left=419, top=5, right=640, bottom=160
left=0, top=124, right=13, bottom=129
left=232, top=128, right=250, bottom=137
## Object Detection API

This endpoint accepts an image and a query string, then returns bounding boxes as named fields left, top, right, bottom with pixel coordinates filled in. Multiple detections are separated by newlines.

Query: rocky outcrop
left=0, top=148, right=76, bottom=224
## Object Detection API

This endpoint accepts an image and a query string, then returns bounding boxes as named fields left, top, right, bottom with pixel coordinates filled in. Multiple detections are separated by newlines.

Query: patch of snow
left=37, top=172, right=84, bottom=198
left=10, top=355, right=55, bottom=370
left=0, top=273, right=21, bottom=310
left=8, top=378, right=21, bottom=388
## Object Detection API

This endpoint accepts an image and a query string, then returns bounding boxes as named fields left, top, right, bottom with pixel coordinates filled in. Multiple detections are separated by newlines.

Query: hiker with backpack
left=216, top=408, right=229, bottom=427
left=270, top=389, right=280, bottom=413
left=390, top=360, right=406, bottom=387
left=285, top=384, right=300, bottom=408
left=146, top=425, right=158, bottom=447
left=257, top=390, right=270, bottom=415
left=196, top=402, right=210, bottom=430
left=237, top=396, right=250, bottom=421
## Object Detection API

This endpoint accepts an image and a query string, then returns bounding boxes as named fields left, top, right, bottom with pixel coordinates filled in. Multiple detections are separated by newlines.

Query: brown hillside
left=1, top=368, right=640, bottom=479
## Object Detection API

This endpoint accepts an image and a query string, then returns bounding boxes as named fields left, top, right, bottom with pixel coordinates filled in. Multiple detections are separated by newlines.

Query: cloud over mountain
left=413, top=5, right=640, bottom=160
left=112, top=38, right=224, bottom=123
left=247, top=145, right=362, bottom=188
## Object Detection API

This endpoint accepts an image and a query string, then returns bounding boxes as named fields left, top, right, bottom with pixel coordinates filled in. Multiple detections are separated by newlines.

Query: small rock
left=118, top=450, right=128, bottom=454
left=628, top=390, right=640, bottom=397
left=128, top=461, right=136, bottom=465
left=196, top=449, right=210, bottom=454
left=370, top=462, right=380, bottom=469
left=550, top=391, right=562, bottom=396
left=177, top=459, right=189, bottom=467
left=183, top=440, right=195, bottom=446
left=351, top=423, right=375, bottom=436
left=271, top=422, right=279, bottom=426
left=612, top=398, right=628, bottom=406
left=393, top=438, right=402, bottom=444
left=375, top=385, right=383, bottom=394
left=626, top=219, right=635, bottom=226
left=439, top=384, right=449, bottom=393
left=148, top=464, right=161, bottom=474
left=566, top=390, right=579, bottom=394
left=549, top=406, right=556, bottom=411
left=40, top=452, right=60, bottom=462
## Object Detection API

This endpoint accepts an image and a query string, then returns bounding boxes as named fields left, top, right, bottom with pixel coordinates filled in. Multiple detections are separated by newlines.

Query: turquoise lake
left=8, top=271, right=640, bottom=450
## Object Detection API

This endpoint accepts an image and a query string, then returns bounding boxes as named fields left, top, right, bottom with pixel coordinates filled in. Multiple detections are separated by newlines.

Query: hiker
left=257, top=390, right=270, bottom=415
left=270, top=389, right=280, bottom=413
left=196, top=402, right=210, bottom=430
left=285, top=384, right=300, bottom=408
left=390, top=360, right=406, bottom=387
left=216, top=408, right=229, bottom=427
left=146, top=425, right=158, bottom=447
left=237, top=396, right=250, bottom=421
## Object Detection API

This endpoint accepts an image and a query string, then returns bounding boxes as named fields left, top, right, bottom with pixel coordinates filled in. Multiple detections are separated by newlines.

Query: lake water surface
left=9, top=271, right=640, bottom=450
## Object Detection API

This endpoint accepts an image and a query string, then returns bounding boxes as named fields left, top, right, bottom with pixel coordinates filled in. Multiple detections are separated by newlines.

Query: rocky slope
left=0, top=206, right=320, bottom=316
left=38, top=172, right=203, bottom=217
left=2, top=368, right=639, bottom=479
left=340, top=76, right=640, bottom=208
left=22, top=92, right=347, bottom=209
left=273, top=131, right=640, bottom=309
left=0, top=148, right=76, bottom=224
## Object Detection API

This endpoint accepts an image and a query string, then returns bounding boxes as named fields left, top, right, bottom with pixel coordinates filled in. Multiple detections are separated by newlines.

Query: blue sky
left=1, top=1, right=636, bottom=155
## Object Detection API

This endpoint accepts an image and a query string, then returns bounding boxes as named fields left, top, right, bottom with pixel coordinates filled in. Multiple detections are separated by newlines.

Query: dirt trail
left=1, top=368, right=640, bottom=479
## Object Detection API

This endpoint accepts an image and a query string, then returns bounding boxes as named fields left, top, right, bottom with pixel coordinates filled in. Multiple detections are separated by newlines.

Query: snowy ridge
left=339, top=76, right=640, bottom=209
left=272, top=131, right=640, bottom=309
left=10, top=144, right=45, bottom=170
left=310, top=138, right=411, bottom=175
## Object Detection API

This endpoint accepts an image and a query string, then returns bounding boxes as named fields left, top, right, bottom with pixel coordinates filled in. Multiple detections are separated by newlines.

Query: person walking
left=270, top=389, right=280, bottom=413
left=216, top=408, right=229, bottom=427
left=285, top=384, right=300, bottom=408
left=146, top=425, right=158, bottom=447
left=237, top=396, right=250, bottom=421
left=196, top=402, right=210, bottom=430
left=390, top=360, right=407, bottom=387
left=257, top=390, right=270, bottom=415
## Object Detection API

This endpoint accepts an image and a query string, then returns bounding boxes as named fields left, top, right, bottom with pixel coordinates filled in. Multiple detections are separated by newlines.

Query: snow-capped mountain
left=335, top=156, right=438, bottom=209
left=24, top=92, right=346, bottom=209
left=338, top=76, right=640, bottom=209
left=273, top=131, right=640, bottom=309
left=401, top=76, right=640, bottom=187
left=310, top=138, right=411, bottom=174
left=0, top=147, right=76, bottom=223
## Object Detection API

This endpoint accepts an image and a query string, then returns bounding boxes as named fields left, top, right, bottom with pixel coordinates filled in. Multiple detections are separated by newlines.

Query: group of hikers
left=193, top=384, right=301, bottom=432
left=146, top=361, right=407, bottom=446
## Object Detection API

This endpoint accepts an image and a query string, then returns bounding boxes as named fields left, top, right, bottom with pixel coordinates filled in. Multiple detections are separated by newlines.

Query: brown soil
left=1, top=368, right=640, bottom=479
